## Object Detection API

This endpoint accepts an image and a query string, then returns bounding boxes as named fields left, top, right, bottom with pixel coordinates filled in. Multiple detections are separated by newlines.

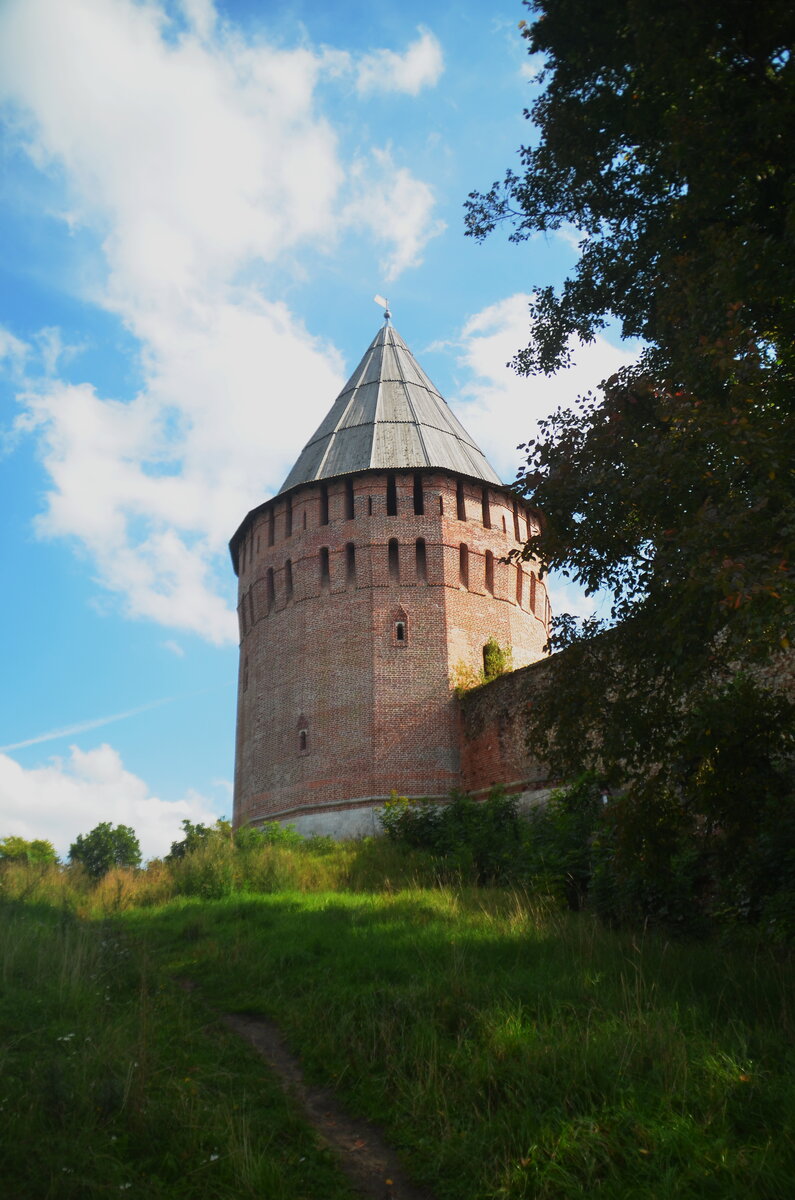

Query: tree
left=465, top=0, right=795, bottom=786
left=166, top=818, right=232, bottom=861
left=69, top=822, right=141, bottom=879
left=0, top=835, right=58, bottom=865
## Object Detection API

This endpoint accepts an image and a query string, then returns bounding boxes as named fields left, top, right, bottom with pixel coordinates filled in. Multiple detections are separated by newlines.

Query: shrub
left=0, top=835, right=58, bottom=865
left=168, top=837, right=238, bottom=899
left=588, top=786, right=710, bottom=936
left=522, top=773, right=605, bottom=909
left=450, top=639, right=513, bottom=695
left=482, top=636, right=512, bottom=681
left=234, top=821, right=305, bottom=850
left=69, top=823, right=141, bottom=880
left=380, top=789, right=524, bottom=884
left=167, top=818, right=232, bottom=860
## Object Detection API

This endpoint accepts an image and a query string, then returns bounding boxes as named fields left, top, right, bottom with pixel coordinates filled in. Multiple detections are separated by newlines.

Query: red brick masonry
left=457, top=653, right=558, bottom=798
left=232, top=469, right=550, bottom=828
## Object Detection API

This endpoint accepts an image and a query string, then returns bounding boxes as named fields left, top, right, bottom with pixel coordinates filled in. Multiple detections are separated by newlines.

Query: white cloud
left=345, top=147, right=445, bottom=281
left=449, top=293, right=640, bottom=625
left=545, top=573, right=614, bottom=625
left=0, top=744, right=219, bottom=860
left=0, top=0, right=443, bottom=641
left=179, top=0, right=217, bottom=43
left=162, top=640, right=185, bottom=657
left=356, top=28, right=443, bottom=96
left=0, top=325, right=29, bottom=375
left=18, top=301, right=342, bottom=642
left=451, top=293, right=640, bottom=482
left=33, top=326, right=86, bottom=377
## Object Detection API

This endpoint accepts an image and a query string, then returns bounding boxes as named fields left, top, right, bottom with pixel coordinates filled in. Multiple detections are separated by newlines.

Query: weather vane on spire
left=373, top=294, right=391, bottom=324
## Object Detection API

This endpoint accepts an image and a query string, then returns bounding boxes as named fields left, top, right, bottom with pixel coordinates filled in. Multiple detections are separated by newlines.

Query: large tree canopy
left=466, top=0, right=795, bottom=786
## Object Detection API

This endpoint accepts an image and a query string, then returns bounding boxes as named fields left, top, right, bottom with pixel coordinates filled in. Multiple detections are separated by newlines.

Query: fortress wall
left=456, top=644, right=795, bottom=806
left=457, top=653, right=559, bottom=799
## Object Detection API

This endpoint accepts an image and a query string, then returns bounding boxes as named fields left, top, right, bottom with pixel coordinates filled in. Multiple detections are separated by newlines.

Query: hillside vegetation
left=2, top=812, right=794, bottom=1199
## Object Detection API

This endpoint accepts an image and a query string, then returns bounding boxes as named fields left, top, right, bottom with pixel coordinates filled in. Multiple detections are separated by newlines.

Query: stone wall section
left=456, top=645, right=795, bottom=804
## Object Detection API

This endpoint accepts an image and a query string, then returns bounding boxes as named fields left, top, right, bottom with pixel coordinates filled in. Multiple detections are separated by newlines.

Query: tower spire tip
left=373, top=294, right=391, bottom=324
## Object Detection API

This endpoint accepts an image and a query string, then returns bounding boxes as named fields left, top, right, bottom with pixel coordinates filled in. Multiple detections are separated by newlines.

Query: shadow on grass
left=123, top=889, right=795, bottom=1200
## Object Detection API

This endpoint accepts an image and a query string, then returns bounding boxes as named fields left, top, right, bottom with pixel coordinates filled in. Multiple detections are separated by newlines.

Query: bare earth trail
left=221, top=1010, right=437, bottom=1200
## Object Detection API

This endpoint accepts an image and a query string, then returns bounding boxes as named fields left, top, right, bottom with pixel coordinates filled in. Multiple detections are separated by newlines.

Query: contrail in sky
left=0, top=697, right=176, bottom=752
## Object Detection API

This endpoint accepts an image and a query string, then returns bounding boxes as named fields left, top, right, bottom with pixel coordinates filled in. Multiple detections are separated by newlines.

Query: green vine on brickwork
left=450, top=638, right=513, bottom=697
left=483, top=637, right=512, bottom=681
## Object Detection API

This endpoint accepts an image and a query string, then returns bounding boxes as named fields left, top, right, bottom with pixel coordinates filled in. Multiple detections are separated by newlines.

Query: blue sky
left=0, top=0, right=637, bottom=859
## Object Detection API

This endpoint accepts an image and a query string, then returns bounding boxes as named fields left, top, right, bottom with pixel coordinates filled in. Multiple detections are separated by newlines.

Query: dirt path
left=222, top=1011, right=436, bottom=1200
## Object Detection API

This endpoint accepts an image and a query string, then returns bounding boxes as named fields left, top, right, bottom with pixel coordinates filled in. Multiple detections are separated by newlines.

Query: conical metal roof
left=278, top=323, right=502, bottom=493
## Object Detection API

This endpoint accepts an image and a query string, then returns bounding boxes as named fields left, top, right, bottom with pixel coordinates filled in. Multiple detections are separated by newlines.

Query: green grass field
left=2, top=850, right=794, bottom=1198
left=0, top=898, right=356, bottom=1199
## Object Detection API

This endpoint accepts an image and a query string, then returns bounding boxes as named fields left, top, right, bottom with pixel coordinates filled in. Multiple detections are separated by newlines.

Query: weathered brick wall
left=456, top=644, right=795, bottom=803
left=457, top=653, right=558, bottom=798
left=232, top=469, right=550, bottom=828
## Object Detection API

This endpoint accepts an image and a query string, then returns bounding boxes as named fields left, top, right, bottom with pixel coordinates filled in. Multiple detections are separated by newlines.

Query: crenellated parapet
left=233, top=470, right=550, bottom=641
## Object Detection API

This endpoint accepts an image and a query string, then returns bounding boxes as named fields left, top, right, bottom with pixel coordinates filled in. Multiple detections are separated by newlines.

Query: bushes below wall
left=380, top=777, right=795, bottom=941
left=4, top=773, right=791, bottom=941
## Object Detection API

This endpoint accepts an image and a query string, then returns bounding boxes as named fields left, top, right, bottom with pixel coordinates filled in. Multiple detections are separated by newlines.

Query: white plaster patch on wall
left=274, top=806, right=386, bottom=840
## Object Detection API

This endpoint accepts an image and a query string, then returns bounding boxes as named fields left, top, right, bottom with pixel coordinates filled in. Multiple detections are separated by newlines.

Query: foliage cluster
left=166, top=818, right=231, bottom=860
left=381, top=763, right=795, bottom=940
left=482, top=636, right=512, bottom=680
left=380, top=783, right=605, bottom=907
left=466, top=0, right=795, bottom=819
left=450, top=637, right=513, bottom=696
left=380, top=789, right=524, bottom=884
left=69, top=822, right=141, bottom=880
left=0, top=834, right=58, bottom=864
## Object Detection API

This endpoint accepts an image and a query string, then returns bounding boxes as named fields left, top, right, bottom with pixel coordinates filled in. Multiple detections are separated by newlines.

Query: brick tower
left=230, top=314, right=551, bottom=836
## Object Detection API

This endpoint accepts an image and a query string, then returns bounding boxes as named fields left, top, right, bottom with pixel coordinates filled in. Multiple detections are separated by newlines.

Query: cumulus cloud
left=356, top=28, right=443, bottom=95
left=0, top=0, right=443, bottom=641
left=451, top=293, right=641, bottom=483
left=18, top=299, right=343, bottom=641
left=449, top=293, right=641, bottom=623
left=0, top=744, right=221, bottom=860
left=179, top=0, right=217, bottom=43
left=345, top=147, right=445, bottom=281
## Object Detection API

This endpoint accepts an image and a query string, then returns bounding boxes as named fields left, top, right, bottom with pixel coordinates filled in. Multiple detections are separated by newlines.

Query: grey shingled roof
left=278, top=323, right=502, bottom=493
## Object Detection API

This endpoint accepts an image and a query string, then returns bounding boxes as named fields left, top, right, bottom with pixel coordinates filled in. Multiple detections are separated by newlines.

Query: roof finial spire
left=373, top=294, right=391, bottom=324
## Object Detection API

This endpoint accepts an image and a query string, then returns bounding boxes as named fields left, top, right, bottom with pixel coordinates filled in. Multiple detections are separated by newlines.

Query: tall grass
left=126, top=887, right=795, bottom=1200
left=0, top=895, right=357, bottom=1199
left=4, top=836, right=794, bottom=1198
left=0, top=835, right=439, bottom=915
